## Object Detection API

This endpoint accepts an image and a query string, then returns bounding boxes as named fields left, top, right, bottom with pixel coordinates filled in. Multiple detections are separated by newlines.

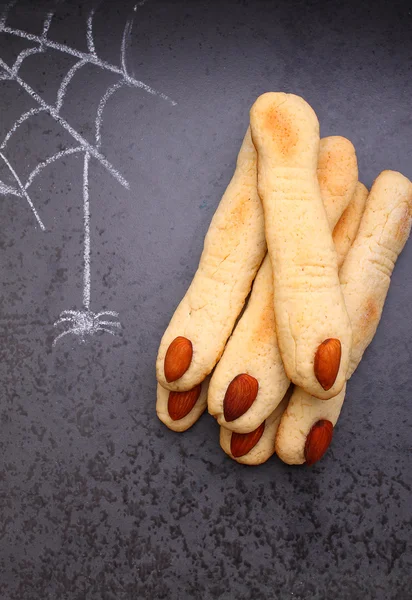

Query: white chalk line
left=41, top=11, right=55, bottom=39
left=0, top=152, right=45, bottom=229
left=0, top=25, right=177, bottom=105
left=0, top=57, right=130, bottom=189
left=53, top=308, right=121, bottom=345
left=52, top=329, right=74, bottom=345
left=54, top=316, right=75, bottom=325
left=54, top=309, right=119, bottom=321
left=2, top=9, right=54, bottom=79
left=25, top=146, right=83, bottom=189
left=10, top=46, right=45, bottom=78
left=121, top=19, right=132, bottom=78
left=0, top=107, right=45, bottom=150
left=83, top=152, right=91, bottom=310
left=95, top=79, right=126, bottom=148
left=55, top=58, right=88, bottom=111
left=53, top=325, right=97, bottom=346
left=52, top=114, right=121, bottom=183
left=98, top=327, right=117, bottom=335
left=86, top=9, right=96, bottom=56
left=53, top=315, right=118, bottom=327
left=0, top=180, right=21, bottom=196
left=95, top=310, right=119, bottom=318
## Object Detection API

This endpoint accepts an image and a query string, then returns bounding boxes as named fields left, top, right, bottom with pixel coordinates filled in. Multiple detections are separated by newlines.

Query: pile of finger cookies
left=155, top=92, right=412, bottom=467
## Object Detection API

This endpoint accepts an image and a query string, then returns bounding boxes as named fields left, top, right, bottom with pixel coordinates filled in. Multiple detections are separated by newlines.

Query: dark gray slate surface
left=1, top=1, right=411, bottom=599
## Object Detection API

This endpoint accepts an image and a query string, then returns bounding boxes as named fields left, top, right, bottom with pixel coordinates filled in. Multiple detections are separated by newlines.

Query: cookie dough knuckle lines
left=250, top=92, right=352, bottom=400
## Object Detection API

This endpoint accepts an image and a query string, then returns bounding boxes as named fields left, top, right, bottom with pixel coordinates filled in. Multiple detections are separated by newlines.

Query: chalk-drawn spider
left=53, top=309, right=121, bottom=345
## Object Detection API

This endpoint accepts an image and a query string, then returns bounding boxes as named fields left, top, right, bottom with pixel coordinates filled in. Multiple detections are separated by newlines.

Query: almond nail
left=304, top=419, right=333, bottom=466
left=230, top=421, right=265, bottom=457
left=168, top=384, right=201, bottom=421
left=164, top=336, right=193, bottom=382
left=223, top=373, right=259, bottom=422
left=314, top=338, right=341, bottom=390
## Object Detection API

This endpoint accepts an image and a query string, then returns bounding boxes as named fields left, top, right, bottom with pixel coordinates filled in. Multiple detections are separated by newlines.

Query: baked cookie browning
left=250, top=92, right=352, bottom=400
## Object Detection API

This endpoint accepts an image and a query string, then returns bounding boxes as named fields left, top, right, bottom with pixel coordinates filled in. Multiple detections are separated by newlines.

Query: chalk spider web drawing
left=0, top=1, right=175, bottom=345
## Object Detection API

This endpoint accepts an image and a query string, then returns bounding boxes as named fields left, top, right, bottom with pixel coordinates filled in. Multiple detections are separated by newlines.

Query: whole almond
left=314, top=338, right=341, bottom=391
left=168, top=384, right=201, bottom=421
left=223, top=373, right=259, bottom=422
left=304, top=419, right=334, bottom=466
left=164, top=336, right=193, bottom=382
left=230, top=421, right=265, bottom=458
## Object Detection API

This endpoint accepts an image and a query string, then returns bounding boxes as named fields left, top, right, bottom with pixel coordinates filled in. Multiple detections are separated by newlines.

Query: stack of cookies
left=155, top=93, right=412, bottom=467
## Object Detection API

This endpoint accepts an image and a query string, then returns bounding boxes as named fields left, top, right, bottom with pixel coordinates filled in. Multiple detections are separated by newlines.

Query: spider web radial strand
left=83, top=152, right=91, bottom=310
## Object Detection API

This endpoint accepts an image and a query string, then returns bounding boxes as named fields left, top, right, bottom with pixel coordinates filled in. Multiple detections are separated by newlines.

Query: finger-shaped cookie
left=208, top=136, right=357, bottom=433
left=220, top=388, right=291, bottom=465
left=208, top=254, right=286, bottom=432
left=333, top=182, right=369, bottom=269
left=250, top=92, right=352, bottom=399
left=156, top=128, right=266, bottom=392
left=156, top=377, right=210, bottom=432
left=317, top=136, right=358, bottom=229
left=276, top=170, right=412, bottom=465
left=275, top=385, right=346, bottom=465
left=341, top=170, right=412, bottom=376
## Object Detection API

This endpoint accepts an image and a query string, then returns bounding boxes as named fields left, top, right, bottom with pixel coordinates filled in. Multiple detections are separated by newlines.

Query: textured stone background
left=1, top=1, right=411, bottom=598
